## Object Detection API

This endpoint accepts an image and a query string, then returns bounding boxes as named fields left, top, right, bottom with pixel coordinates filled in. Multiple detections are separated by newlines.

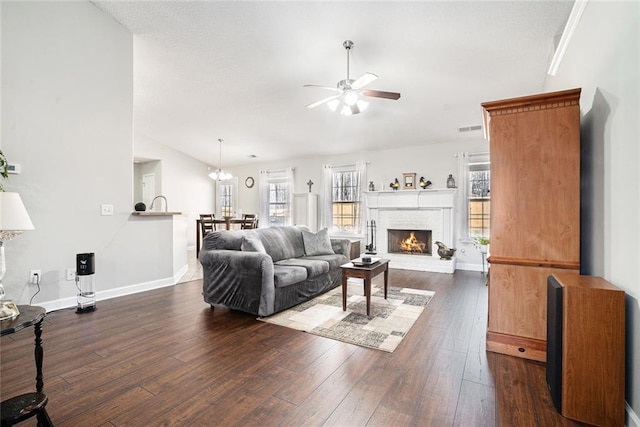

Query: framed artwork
left=402, top=173, right=416, bottom=190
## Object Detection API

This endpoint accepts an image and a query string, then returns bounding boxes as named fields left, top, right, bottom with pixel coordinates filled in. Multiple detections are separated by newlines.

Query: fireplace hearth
left=388, top=229, right=432, bottom=255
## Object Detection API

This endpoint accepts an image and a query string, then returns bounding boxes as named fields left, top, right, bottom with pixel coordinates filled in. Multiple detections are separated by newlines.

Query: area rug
left=259, top=280, right=435, bottom=352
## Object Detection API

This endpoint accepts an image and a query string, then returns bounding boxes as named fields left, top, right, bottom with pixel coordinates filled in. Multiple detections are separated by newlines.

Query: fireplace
left=388, top=229, right=432, bottom=255
left=364, top=189, right=457, bottom=273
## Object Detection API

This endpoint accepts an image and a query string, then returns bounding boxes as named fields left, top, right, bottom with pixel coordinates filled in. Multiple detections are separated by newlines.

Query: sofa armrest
left=199, top=249, right=275, bottom=316
left=331, top=238, right=351, bottom=258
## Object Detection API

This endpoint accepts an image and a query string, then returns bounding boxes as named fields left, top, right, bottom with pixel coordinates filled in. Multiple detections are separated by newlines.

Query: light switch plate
left=101, top=204, right=114, bottom=216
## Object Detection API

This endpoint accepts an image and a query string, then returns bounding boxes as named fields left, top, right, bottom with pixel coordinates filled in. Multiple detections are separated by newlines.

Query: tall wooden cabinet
left=482, top=88, right=581, bottom=361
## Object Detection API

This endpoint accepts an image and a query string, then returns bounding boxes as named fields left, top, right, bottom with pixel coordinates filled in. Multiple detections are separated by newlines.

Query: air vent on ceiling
left=458, top=125, right=483, bottom=133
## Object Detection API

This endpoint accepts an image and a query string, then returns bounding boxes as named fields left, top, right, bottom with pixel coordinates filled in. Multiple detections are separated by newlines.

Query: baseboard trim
left=456, top=262, right=487, bottom=273
left=628, top=402, right=640, bottom=427
left=39, top=265, right=189, bottom=313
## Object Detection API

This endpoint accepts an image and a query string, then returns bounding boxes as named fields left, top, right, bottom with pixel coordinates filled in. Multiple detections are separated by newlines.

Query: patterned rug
left=259, top=280, right=435, bottom=352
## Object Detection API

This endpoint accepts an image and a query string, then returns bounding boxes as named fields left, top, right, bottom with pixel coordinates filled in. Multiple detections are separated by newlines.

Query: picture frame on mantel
left=402, top=173, right=416, bottom=190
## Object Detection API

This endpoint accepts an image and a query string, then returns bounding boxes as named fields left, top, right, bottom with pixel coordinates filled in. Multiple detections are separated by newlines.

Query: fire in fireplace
left=387, top=229, right=432, bottom=255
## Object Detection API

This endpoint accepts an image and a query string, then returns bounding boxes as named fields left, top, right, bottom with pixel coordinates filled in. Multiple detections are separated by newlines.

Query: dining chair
left=200, top=213, right=216, bottom=236
left=241, top=214, right=257, bottom=229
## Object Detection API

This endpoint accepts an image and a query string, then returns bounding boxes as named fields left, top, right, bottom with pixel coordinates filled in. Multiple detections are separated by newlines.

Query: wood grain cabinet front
left=482, top=88, right=582, bottom=361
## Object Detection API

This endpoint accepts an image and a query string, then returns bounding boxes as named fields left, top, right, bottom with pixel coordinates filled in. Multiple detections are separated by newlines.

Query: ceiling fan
left=304, top=40, right=401, bottom=115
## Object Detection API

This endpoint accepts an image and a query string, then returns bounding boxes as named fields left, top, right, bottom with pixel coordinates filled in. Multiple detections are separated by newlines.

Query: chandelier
left=208, top=138, right=233, bottom=181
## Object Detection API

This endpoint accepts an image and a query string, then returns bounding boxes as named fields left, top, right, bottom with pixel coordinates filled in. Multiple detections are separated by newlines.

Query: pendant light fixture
left=208, top=138, right=233, bottom=181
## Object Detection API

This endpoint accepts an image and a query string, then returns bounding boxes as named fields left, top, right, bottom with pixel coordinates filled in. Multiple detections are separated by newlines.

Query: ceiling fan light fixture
left=340, top=105, right=353, bottom=116
left=344, top=91, right=359, bottom=106
left=305, top=40, right=400, bottom=114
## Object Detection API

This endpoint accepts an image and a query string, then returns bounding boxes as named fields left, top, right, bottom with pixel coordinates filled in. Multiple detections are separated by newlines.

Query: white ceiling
left=93, top=1, right=574, bottom=167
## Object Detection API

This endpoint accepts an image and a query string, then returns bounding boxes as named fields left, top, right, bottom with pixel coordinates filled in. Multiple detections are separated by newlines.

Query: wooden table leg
left=383, top=265, right=388, bottom=300
left=342, top=273, right=348, bottom=311
left=34, top=319, right=44, bottom=393
left=365, top=276, right=371, bottom=316
left=196, top=219, right=201, bottom=257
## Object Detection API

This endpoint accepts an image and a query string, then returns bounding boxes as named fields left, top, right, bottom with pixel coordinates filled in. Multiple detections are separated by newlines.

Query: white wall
left=228, top=138, right=489, bottom=268
left=135, top=135, right=216, bottom=248
left=544, top=2, right=640, bottom=424
left=1, top=2, right=177, bottom=310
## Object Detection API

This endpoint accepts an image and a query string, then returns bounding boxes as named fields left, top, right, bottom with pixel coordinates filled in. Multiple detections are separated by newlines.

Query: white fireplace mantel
left=364, top=189, right=456, bottom=209
left=364, top=189, right=457, bottom=273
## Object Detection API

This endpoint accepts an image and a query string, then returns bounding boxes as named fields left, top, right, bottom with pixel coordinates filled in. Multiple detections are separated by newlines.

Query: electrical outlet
left=66, top=268, right=76, bottom=281
left=101, top=204, right=114, bottom=216
left=29, top=270, right=41, bottom=285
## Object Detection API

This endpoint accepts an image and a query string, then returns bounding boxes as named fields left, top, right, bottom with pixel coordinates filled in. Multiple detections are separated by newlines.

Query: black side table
left=1, top=305, right=53, bottom=427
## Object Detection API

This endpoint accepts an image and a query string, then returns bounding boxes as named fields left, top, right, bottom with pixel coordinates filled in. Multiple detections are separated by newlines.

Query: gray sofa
left=198, top=225, right=351, bottom=316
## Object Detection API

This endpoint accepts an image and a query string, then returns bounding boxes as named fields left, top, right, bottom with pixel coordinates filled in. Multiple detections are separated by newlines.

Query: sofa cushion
left=275, top=258, right=330, bottom=279
left=302, top=228, right=335, bottom=256
left=302, top=254, right=348, bottom=270
left=256, top=227, right=306, bottom=262
left=273, top=265, right=308, bottom=288
left=241, top=235, right=266, bottom=253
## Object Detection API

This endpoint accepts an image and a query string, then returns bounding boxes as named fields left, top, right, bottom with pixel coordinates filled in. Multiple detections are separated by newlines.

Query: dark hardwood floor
left=0, top=269, right=587, bottom=426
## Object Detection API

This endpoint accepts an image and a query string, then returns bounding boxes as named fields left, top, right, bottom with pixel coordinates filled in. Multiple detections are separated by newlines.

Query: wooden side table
left=1, top=305, right=53, bottom=427
left=340, top=259, right=389, bottom=316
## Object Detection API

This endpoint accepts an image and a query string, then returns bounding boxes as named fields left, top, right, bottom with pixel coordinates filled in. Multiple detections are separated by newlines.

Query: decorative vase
left=446, top=174, right=456, bottom=188
left=369, top=181, right=375, bottom=191
left=435, top=241, right=456, bottom=260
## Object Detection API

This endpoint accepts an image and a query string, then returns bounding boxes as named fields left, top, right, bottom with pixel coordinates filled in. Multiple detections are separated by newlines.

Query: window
left=332, top=170, right=360, bottom=232
left=268, top=181, right=288, bottom=226
left=468, top=162, right=490, bottom=238
left=321, top=162, right=366, bottom=235
left=259, top=169, right=294, bottom=227
left=216, top=178, right=238, bottom=218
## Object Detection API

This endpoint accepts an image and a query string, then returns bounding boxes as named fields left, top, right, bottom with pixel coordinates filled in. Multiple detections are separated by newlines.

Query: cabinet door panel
left=488, top=264, right=577, bottom=340
left=489, top=107, right=580, bottom=262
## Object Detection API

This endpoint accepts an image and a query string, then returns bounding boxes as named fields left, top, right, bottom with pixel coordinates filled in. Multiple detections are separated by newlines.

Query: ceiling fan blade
left=306, top=94, right=342, bottom=109
left=351, top=73, right=378, bottom=90
left=303, top=84, right=341, bottom=93
left=361, top=89, right=401, bottom=100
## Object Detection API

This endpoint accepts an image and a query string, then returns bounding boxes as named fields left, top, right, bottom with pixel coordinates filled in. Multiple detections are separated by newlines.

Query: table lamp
left=0, top=192, right=35, bottom=306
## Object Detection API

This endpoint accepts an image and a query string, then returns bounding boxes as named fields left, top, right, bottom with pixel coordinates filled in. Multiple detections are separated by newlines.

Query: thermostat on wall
left=7, top=164, right=21, bottom=174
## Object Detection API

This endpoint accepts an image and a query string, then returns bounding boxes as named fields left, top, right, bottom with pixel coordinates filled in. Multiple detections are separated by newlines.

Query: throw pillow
left=302, top=228, right=335, bottom=256
left=241, top=235, right=266, bottom=253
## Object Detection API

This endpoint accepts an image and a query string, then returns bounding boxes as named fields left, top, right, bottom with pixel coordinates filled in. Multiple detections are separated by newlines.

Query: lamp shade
left=0, top=192, right=34, bottom=239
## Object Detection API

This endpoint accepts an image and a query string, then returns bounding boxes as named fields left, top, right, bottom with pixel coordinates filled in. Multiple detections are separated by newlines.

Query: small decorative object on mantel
left=446, top=174, right=456, bottom=188
left=402, top=173, right=416, bottom=190
left=368, top=181, right=375, bottom=191
left=419, top=177, right=432, bottom=189
left=435, top=241, right=456, bottom=260
left=306, top=180, right=314, bottom=192
left=389, top=178, right=400, bottom=191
